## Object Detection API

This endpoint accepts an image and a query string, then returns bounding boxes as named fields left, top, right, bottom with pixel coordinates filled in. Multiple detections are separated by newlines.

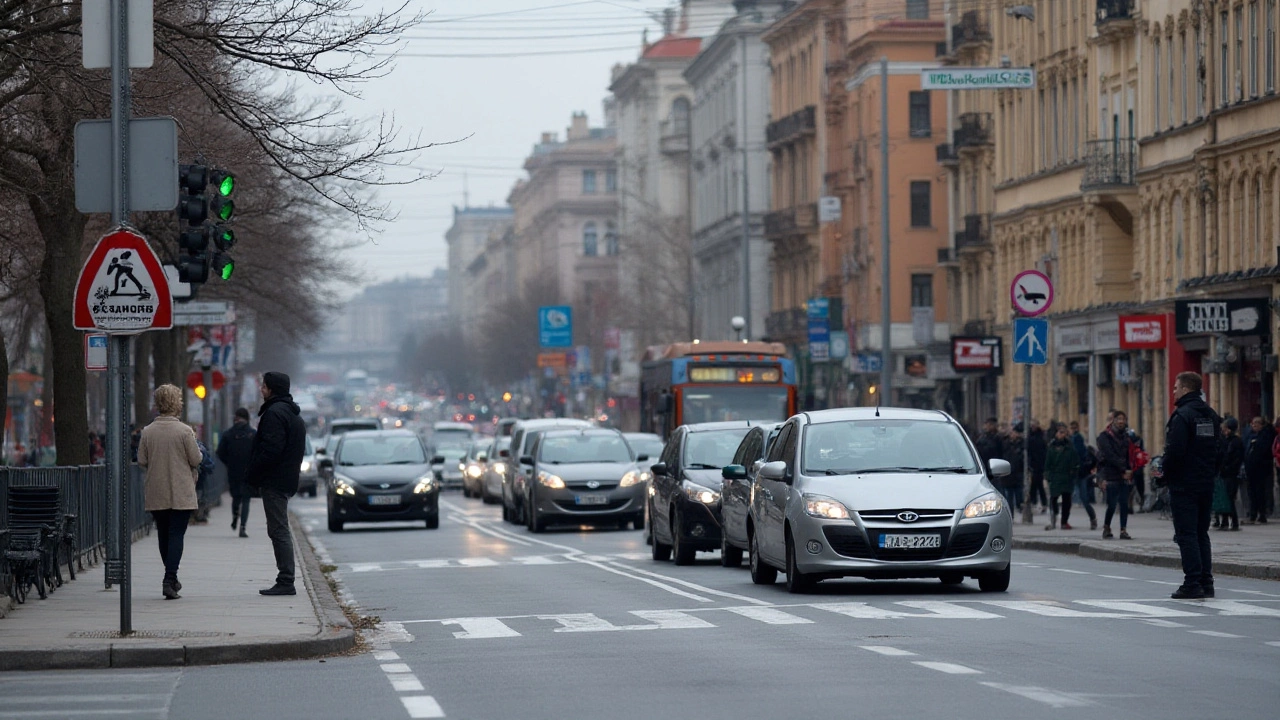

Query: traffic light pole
left=106, top=0, right=134, bottom=635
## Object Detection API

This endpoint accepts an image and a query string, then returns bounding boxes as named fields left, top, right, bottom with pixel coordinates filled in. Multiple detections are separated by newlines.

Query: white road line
left=1141, top=619, right=1190, bottom=628
left=1185, top=600, right=1280, bottom=617
left=380, top=663, right=412, bottom=674
left=1076, top=600, right=1203, bottom=617
left=387, top=674, right=425, bottom=692
left=723, top=606, right=814, bottom=625
left=1, top=695, right=168, bottom=704
left=542, top=613, right=632, bottom=632
left=630, top=609, right=717, bottom=629
left=447, top=514, right=533, bottom=546
left=1266, top=641, right=1280, bottom=647
left=0, top=673, right=179, bottom=684
left=980, top=601, right=1125, bottom=618
left=1049, top=568, right=1091, bottom=575
left=603, top=561, right=769, bottom=605
left=441, top=617, right=522, bottom=639
left=980, top=682, right=1093, bottom=708
left=913, top=661, right=982, bottom=674
left=859, top=646, right=916, bottom=656
left=895, top=601, right=1003, bottom=619
left=813, top=602, right=918, bottom=619
left=350, top=563, right=385, bottom=572
left=457, top=557, right=499, bottom=567
left=401, top=696, right=445, bottom=719
left=614, top=552, right=653, bottom=560
left=1145, top=579, right=1179, bottom=585
left=373, top=650, right=400, bottom=661
left=413, top=560, right=453, bottom=569
left=1229, top=589, right=1280, bottom=598
left=1188, top=630, right=1244, bottom=638
left=0, top=710, right=164, bottom=718
left=511, top=555, right=561, bottom=565
left=1099, top=574, right=1135, bottom=580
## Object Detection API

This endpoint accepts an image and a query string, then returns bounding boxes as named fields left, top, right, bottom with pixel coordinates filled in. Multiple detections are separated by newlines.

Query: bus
left=639, top=341, right=798, bottom=440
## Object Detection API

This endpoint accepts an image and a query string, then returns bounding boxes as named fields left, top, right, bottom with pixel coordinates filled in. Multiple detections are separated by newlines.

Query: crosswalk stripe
left=630, top=610, right=717, bottom=629
left=1187, top=599, right=1280, bottom=616
left=442, top=617, right=522, bottom=639
left=387, top=674, right=425, bottom=692
left=812, top=602, right=924, bottom=619
left=401, top=696, right=445, bottom=719
left=1075, top=600, right=1203, bottom=617
left=723, top=606, right=814, bottom=625
left=1188, top=630, right=1243, bottom=638
left=895, top=601, right=1003, bottom=619
left=913, top=661, right=981, bottom=674
left=980, top=601, right=1129, bottom=618
left=860, top=646, right=917, bottom=656
left=542, top=613, right=631, bottom=632
left=980, top=682, right=1093, bottom=707
left=511, top=555, right=561, bottom=565
left=457, top=557, right=498, bottom=567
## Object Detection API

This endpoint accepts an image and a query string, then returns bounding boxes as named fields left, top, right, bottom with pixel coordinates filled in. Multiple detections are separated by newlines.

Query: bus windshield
left=681, top=386, right=790, bottom=425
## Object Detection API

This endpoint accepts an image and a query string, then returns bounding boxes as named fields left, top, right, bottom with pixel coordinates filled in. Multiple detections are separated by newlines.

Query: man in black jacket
left=217, top=408, right=256, bottom=537
left=974, top=418, right=1004, bottom=473
left=1163, top=372, right=1223, bottom=599
left=1216, top=417, right=1245, bottom=531
left=1244, top=416, right=1277, bottom=524
left=246, top=372, right=307, bottom=596
left=1096, top=410, right=1133, bottom=539
left=1027, top=420, right=1048, bottom=514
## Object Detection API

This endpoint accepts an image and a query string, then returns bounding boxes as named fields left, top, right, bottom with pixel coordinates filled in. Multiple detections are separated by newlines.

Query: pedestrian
left=245, top=372, right=307, bottom=597
left=1097, top=409, right=1134, bottom=539
left=1243, top=416, right=1276, bottom=524
left=217, top=408, right=256, bottom=538
left=192, top=435, right=215, bottom=524
left=136, top=384, right=203, bottom=600
left=1045, top=423, right=1081, bottom=530
left=1027, top=419, right=1049, bottom=513
left=1002, top=423, right=1026, bottom=513
left=1127, top=429, right=1149, bottom=512
left=1215, top=417, right=1245, bottom=531
left=974, top=417, right=1004, bottom=474
left=1162, top=371, right=1224, bottom=599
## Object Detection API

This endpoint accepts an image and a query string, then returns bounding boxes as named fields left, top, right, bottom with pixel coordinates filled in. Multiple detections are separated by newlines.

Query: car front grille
left=857, top=508, right=956, bottom=523
left=943, top=523, right=990, bottom=557
left=553, top=499, right=632, bottom=512
left=822, top=526, right=874, bottom=558
left=566, top=481, right=619, bottom=491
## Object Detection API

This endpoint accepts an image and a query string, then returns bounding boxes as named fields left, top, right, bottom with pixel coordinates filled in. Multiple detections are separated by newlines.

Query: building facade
left=445, top=206, right=514, bottom=333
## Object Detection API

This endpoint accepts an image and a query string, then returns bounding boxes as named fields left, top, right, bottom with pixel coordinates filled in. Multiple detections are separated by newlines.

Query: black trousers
left=261, top=489, right=295, bottom=585
left=1050, top=492, right=1073, bottom=525
left=1246, top=471, right=1273, bottom=520
left=1028, top=474, right=1048, bottom=507
left=1170, top=485, right=1214, bottom=589
left=151, top=509, right=193, bottom=580
left=1223, top=476, right=1241, bottom=525
left=229, top=480, right=251, bottom=529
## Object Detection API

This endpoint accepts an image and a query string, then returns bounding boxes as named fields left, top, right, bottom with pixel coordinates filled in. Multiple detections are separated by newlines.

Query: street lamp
left=730, top=315, right=746, bottom=341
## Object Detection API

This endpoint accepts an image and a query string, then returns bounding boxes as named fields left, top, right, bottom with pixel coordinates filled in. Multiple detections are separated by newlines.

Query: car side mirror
left=636, top=454, right=650, bottom=463
left=520, top=455, right=534, bottom=466
left=430, top=455, right=445, bottom=465
left=758, top=461, right=788, bottom=481
left=988, top=458, right=1012, bottom=477
left=318, top=458, right=334, bottom=480
left=722, top=464, right=747, bottom=480
left=314, top=447, right=326, bottom=456
left=649, top=462, right=668, bottom=476
left=499, top=448, right=510, bottom=458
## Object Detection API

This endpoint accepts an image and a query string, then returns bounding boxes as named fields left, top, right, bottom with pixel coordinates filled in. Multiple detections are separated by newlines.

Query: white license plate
left=879, top=534, right=941, bottom=549
left=574, top=494, right=609, bottom=505
left=368, top=495, right=401, bottom=506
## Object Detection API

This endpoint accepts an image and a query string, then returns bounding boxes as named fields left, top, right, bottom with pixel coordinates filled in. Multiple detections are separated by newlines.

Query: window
left=605, top=169, right=617, bottom=193
left=1195, top=25, right=1205, bottom=116
left=1221, top=11, right=1231, bottom=106
left=1071, top=77, right=1080, bottom=159
left=1039, top=89, right=1047, bottom=168
left=1154, top=39, right=1161, bottom=130
left=582, top=169, right=597, bottom=194
left=1168, top=35, right=1176, bottom=125
left=604, top=221, right=618, bottom=256
left=1249, top=1, right=1259, bottom=96
left=1180, top=33, right=1189, bottom=122
left=910, top=274, right=933, bottom=308
left=671, top=97, right=691, bottom=135
left=1268, top=0, right=1277, bottom=92
left=909, top=181, right=931, bottom=227
left=906, top=0, right=929, bottom=20
left=1050, top=85, right=1060, bottom=165
left=582, top=222, right=598, bottom=256
left=908, top=91, right=931, bottom=137
left=1236, top=7, right=1244, bottom=100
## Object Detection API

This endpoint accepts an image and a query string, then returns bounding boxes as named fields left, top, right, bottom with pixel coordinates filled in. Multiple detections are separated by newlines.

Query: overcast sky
left=336, top=0, right=689, bottom=286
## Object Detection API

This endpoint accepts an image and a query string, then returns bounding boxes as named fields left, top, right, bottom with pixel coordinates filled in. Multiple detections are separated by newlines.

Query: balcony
left=764, top=308, right=808, bottom=342
left=766, top=105, right=817, bottom=147
left=951, top=11, right=992, bottom=50
left=1081, top=138, right=1136, bottom=189
left=659, top=118, right=690, bottom=156
left=935, top=41, right=949, bottom=59
left=763, top=203, right=819, bottom=238
left=937, top=247, right=959, bottom=265
left=936, top=143, right=958, bottom=166
left=955, top=213, right=989, bottom=250
left=954, top=112, right=992, bottom=148
left=1095, top=0, right=1134, bottom=24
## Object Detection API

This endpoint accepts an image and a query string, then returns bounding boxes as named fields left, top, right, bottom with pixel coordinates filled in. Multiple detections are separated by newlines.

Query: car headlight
left=620, top=469, right=651, bottom=488
left=300, top=460, right=312, bottom=473
left=414, top=475, right=436, bottom=494
left=492, top=462, right=507, bottom=475
left=332, top=476, right=356, bottom=497
left=458, top=462, right=467, bottom=472
left=963, top=492, right=1004, bottom=519
left=803, top=494, right=851, bottom=520
left=538, top=471, right=565, bottom=489
left=682, top=481, right=719, bottom=504
left=466, top=464, right=484, bottom=479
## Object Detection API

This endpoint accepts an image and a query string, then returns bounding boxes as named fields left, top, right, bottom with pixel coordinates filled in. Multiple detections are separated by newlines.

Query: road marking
left=859, top=646, right=917, bottom=656
left=0, top=710, right=165, bottom=718
left=1186, top=600, right=1280, bottom=617
left=895, top=601, right=1003, bottom=619
left=980, top=601, right=1125, bottom=618
left=913, top=661, right=981, bottom=674
left=614, top=552, right=652, bottom=560
left=387, top=674, right=425, bottom=692
left=441, top=617, right=522, bottom=639
left=813, top=602, right=920, bottom=619
left=1188, top=630, right=1243, bottom=638
left=1049, top=568, right=1091, bottom=575
left=511, top=555, right=561, bottom=565
left=380, top=663, right=412, bottom=674
left=1141, top=619, right=1190, bottom=627
left=1099, top=575, right=1134, bottom=580
left=723, top=606, right=814, bottom=625
left=1266, top=641, right=1280, bottom=647
left=542, top=613, right=632, bottom=632
left=980, top=682, right=1093, bottom=707
left=400, top=696, right=445, bottom=718
left=631, top=609, right=717, bottom=629
left=373, top=650, right=400, bottom=661
left=457, top=557, right=498, bottom=567
left=603, top=561, right=770, bottom=605
left=0, top=695, right=168, bottom=704
left=1229, top=589, right=1280, bottom=598
left=1076, top=600, right=1203, bottom=617
left=1145, top=579, right=1179, bottom=585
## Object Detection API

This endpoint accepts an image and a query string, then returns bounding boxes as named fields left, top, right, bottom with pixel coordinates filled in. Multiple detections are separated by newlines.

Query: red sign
left=951, top=336, right=1003, bottom=372
left=186, top=370, right=226, bottom=391
left=73, top=227, right=172, bottom=333
left=1119, top=315, right=1166, bottom=349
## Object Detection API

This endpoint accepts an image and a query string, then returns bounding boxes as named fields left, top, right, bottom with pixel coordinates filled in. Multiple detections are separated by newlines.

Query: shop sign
left=1119, top=315, right=1166, bottom=349
left=1175, top=298, right=1270, bottom=336
left=1065, top=357, right=1090, bottom=375
left=1055, top=324, right=1091, bottom=354
left=1091, top=318, right=1120, bottom=352
left=950, top=336, right=1003, bottom=373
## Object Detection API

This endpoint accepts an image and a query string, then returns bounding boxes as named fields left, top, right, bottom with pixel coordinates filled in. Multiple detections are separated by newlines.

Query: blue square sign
left=1012, top=318, right=1049, bottom=365
left=538, top=305, right=573, bottom=348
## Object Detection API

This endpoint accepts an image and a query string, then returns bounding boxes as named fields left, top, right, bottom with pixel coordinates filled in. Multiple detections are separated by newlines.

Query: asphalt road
left=4, top=491, right=1279, bottom=720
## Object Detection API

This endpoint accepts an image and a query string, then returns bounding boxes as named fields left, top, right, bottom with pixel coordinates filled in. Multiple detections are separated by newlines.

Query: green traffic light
left=217, top=174, right=234, bottom=196
left=220, top=260, right=234, bottom=280
left=213, top=226, right=236, bottom=251
left=213, top=253, right=234, bottom=280
left=211, top=196, right=234, bottom=221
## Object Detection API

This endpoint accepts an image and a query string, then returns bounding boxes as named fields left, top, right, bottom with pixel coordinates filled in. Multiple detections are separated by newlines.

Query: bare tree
left=616, top=195, right=696, bottom=348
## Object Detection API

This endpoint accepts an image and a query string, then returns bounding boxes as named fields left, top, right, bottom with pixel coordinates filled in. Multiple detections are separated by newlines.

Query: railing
left=955, top=213, right=990, bottom=249
left=936, top=143, right=957, bottom=165
left=937, top=247, right=958, bottom=264
left=1096, top=0, right=1134, bottom=24
left=955, top=112, right=992, bottom=147
left=952, top=10, right=992, bottom=48
left=1081, top=138, right=1137, bottom=189
left=766, top=105, right=817, bottom=145
left=659, top=118, right=690, bottom=155
left=764, top=203, right=818, bottom=237
left=764, top=308, right=808, bottom=340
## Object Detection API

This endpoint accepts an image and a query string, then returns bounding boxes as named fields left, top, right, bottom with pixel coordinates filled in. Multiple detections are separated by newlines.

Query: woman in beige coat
left=136, top=384, right=202, bottom=599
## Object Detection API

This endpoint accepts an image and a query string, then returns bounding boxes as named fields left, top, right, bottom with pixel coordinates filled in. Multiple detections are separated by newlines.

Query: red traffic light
left=186, top=370, right=226, bottom=391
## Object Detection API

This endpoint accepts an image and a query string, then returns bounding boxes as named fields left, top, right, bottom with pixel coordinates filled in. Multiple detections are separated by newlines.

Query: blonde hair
left=154, top=384, right=183, bottom=416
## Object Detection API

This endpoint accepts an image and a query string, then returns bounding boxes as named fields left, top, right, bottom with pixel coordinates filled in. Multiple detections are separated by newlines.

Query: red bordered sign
left=1010, top=269, right=1054, bottom=317
left=73, top=227, right=173, bottom=333
left=1119, top=315, right=1166, bottom=349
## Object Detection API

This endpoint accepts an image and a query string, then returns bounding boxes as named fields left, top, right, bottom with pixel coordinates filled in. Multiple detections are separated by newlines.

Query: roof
left=802, top=407, right=955, bottom=423
left=642, top=35, right=701, bottom=59
left=515, top=418, right=593, bottom=430
left=539, top=427, right=624, bottom=438
left=683, top=420, right=773, bottom=433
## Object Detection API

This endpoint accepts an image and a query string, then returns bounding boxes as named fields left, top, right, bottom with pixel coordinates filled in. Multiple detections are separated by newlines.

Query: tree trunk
left=0, top=326, right=8, bottom=452
left=133, top=332, right=152, bottom=427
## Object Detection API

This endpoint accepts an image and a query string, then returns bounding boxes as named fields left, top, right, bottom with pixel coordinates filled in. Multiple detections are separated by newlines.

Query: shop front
left=1171, top=298, right=1274, bottom=423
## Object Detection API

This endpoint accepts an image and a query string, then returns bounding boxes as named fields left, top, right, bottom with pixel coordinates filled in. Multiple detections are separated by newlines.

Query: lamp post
left=731, top=315, right=746, bottom=342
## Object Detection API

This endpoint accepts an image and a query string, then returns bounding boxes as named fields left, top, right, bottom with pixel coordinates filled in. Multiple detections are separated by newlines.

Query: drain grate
left=68, top=630, right=226, bottom=639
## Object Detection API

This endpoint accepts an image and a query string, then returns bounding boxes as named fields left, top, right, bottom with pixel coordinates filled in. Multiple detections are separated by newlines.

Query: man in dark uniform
left=1162, top=371, right=1223, bottom=599
left=245, top=372, right=307, bottom=596
left=217, top=408, right=256, bottom=537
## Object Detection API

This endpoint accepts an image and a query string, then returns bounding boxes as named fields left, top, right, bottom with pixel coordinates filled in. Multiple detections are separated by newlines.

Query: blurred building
left=445, top=205, right=514, bottom=331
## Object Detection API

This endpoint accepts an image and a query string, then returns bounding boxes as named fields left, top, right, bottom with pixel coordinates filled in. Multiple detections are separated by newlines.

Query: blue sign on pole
left=1012, top=318, right=1049, bottom=365
left=807, top=298, right=830, bottom=362
left=538, top=305, right=573, bottom=348
left=806, top=297, right=829, bottom=320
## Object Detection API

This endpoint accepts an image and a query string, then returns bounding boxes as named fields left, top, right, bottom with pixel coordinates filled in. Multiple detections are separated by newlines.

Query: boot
left=239, top=527, right=248, bottom=538
left=1045, top=514, right=1057, bottom=531
left=1102, top=525, right=1114, bottom=539
left=162, top=577, right=181, bottom=600
left=1089, top=517, right=1098, bottom=531
left=1212, top=516, right=1221, bottom=529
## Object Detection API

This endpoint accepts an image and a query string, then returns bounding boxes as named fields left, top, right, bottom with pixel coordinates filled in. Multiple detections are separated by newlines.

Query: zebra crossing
left=0, top=670, right=180, bottom=719
left=396, top=598, right=1280, bottom=641
left=343, top=552, right=652, bottom=573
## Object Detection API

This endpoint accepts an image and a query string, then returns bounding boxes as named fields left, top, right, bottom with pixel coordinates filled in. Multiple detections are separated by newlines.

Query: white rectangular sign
left=921, top=68, right=1035, bottom=90
left=85, top=334, right=109, bottom=371
left=818, top=196, right=842, bottom=224
left=172, top=301, right=234, bottom=326
left=82, top=0, right=155, bottom=69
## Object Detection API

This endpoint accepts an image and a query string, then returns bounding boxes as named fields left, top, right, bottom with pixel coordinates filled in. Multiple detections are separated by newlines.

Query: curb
left=0, top=510, right=355, bottom=671
left=1012, top=537, right=1280, bottom=581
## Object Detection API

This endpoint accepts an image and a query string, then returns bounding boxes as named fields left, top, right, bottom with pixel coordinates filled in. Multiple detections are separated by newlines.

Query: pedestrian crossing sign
left=1012, top=318, right=1048, bottom=365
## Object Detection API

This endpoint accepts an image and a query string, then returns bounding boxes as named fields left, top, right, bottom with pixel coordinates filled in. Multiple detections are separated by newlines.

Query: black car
left=719, top=422, right=783, bottom=567
left=648, top=421, right=760, bottom=565
left=523, top=428, right=647, bottom=532
left=320, top=429, right=439, bottom=532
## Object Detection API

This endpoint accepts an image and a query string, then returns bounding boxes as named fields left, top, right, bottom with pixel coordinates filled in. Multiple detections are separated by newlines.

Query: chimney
left=540, top=132, right=555, bottom=144
left=567, top=112, right=589, bottom=140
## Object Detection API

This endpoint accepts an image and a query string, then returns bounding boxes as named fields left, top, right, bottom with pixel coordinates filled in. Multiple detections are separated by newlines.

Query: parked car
left=320, top=429, right=439, bottom=532
left=461, top=441, right=490, bottom=499
left=746, top=407, right=1013, bottom=593
left=298, top=435, right=321, bottom=498
left=622, top=432, right=664, bottom=464
left=481, top=435, right=512, bottom=505
left=648, top=421, right=761, bottom=565
left=719, top=422, right=784, bottom=566
left=522, top=428, right=646, bottom=532
left=502, top=418, right=592, bottom=524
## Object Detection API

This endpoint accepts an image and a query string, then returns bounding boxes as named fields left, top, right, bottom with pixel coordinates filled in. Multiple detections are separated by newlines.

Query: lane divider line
left=912, top=661, right=982, bottom=674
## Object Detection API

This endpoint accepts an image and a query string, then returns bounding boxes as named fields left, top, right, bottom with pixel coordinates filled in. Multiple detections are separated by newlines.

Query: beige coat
left=137, top=415, right=202, bottom=511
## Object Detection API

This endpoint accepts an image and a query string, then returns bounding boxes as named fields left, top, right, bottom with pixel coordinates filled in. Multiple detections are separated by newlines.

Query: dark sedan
left=321, top=430, right=439, bottom=532
left=524, top=428, right=647, bottom=533
left=719, top=422, right=783, bottom=567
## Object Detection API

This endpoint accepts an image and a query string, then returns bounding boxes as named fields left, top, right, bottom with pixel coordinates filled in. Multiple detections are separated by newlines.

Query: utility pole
left=740, top=32, right=752, bottom=340
left=879, top=57, right=892, bottom=402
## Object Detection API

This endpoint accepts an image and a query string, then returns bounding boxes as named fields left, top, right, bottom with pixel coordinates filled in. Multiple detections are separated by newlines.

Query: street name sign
left=921, top=68, right=1036, bottom=90
left=173, top=301, right=235, bottom=326
left=73, top=227, right=172, bottom=333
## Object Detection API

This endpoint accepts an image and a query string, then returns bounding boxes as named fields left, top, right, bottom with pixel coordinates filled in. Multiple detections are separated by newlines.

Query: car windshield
left=434, top=445, right=467, bottom=462
left=433, top=430, right=472, bottom=448
left=681, top=386, right=790, bottom=424
left=467, top=443, right=488, bottom=461
left=626, top=436, right=664, bottom=460
left=337, top=436, right=426, bottom=466
left=538, top=434, right=632, bottom=464
left=684, top=428, right=752, bottom=469
left=331, top=422, right=378, bottom=436
left=801, top=419, right=980, bottom=475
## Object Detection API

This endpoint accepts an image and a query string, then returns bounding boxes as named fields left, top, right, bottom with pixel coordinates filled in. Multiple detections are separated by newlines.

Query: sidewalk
left=0, top=498, right=353, bottom=670
left=1010, top=502, right=1280, bottom=580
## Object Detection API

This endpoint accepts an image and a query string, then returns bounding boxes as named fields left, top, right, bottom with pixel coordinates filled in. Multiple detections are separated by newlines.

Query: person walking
left=1162, top=372, right=1224, bottom=599
left=1027, top=420, right=1049, bottom=514
left=245, top=372, right=307, bottom=596
left=1216, top=417, right=1245, bottom=530
left=1069, top=421, right=1099, bottom=529
left=974, top=417, right=1004, bottom=474
left=1097, top=410, right=1134, bottom=539
left=217, top=408, right=256, bottom=537
left=1002, top=423, right=1026, bottom=513
left=1243, top=416, right=1277, bottom=524
left=136, top=384, right=202, bottom=600
left=1044, top=423, right=1081, bottom=530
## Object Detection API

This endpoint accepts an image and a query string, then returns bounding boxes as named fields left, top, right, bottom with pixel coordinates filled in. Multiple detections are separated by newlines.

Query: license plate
left=879, top=534, right=941, bottom=549
left=574, top=494, right=609, bottom=505
left=368, top=495, right=401, bottom=506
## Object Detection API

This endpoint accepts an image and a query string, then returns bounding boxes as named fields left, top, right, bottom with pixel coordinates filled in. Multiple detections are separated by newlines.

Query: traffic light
left=175, top=163, right=237, bottom=285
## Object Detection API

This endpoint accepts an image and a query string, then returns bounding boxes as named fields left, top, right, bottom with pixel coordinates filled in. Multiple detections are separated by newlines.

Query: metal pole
left=740, top=33, right=752, bottom=340
left=202, top=364, right=213, bottom=449
left=879, top=57, right=892, bottom=401
left=1022, top=362, right=1033, bottom=525
left=107, top=0, right=133, bottom=634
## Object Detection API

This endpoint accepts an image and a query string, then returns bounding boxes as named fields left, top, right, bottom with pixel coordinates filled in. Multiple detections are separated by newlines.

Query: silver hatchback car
left=748, top=407, right=1013, bottom=593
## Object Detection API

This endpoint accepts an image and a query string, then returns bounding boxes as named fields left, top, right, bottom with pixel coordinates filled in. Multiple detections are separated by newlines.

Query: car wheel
left=672, top=507, right=695, bottom=566
left=425, top=514, right=439, bottom=530
left=785, top=533, right=815, bottom=594
left=650, top=518, right=672, bottom=561
left=327, top=514, right=344, bottom=533
left=939, top=572, right=965, bottom=585
left=749, top=531, right=777, bottom=585
left=978, top=564, right=1011, bottom=592
left=720, top=534, right=743, bottom=567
